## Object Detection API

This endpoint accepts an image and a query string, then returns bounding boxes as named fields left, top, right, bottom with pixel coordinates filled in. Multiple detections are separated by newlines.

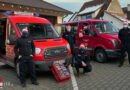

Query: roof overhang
left=0, top=0, right=73, bottom=15
left=104, top=11, right=130, bottom=22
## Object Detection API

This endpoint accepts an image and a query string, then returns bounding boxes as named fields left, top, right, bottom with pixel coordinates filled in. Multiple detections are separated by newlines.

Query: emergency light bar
left=100, top=17, right=103, bottom=20
left=4, top=11, right=39, bottom=17
left=14, top=11, right=34, bottom=16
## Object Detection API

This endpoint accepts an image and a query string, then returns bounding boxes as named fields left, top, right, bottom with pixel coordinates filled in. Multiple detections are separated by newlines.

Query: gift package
left=51, top=63, right=71, bottom=83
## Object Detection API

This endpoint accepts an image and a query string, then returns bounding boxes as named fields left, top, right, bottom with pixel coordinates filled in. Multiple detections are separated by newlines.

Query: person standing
left=75, top=43, right=92, bottom=77
left=62, top=25, right=75, bottom=66
left=14, top=28, right=39, bottom=87
left=118, top=21, right=130, bottom=67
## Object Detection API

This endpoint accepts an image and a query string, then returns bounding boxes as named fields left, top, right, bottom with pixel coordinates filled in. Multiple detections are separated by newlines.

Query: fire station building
left=0, top=0, right=72, bottom=25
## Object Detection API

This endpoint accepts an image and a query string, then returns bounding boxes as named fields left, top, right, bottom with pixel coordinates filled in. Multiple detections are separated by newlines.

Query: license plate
left=54, top=60, right=65, bottom=64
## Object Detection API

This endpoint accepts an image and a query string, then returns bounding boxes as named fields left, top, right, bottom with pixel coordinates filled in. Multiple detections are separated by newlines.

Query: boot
left=118, top=63, right=123, bottom=67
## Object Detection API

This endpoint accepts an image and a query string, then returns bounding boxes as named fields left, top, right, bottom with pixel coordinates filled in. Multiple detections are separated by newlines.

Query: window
left=17, top=23, right=60, bottom=39
left=92, top=22, right=119, bottom=34
left=8, top=24, right=18, bottom=42
left=55, top=23, right=78, bottom=36
left=70, top=23, right=78, bottom=35
left=86, top=15, right=92, bottom=19
left=81, top=23, right=96, bottom=36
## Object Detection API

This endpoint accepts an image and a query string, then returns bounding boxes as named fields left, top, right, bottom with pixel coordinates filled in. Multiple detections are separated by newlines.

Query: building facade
left=68, top=0, right=130, bottom=29
left=69, top=0, right=124, bottom=21
left=0, top=0, right=72, bottom=25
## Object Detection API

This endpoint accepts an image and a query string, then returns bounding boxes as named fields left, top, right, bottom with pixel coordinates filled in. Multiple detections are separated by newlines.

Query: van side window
left=82, top=23, right=95, bottom=36
left=70, top=24, right=78, bottom=36
left=55, top=23, right=78, bottom=36
left=8, top=24, right=18, bottom=43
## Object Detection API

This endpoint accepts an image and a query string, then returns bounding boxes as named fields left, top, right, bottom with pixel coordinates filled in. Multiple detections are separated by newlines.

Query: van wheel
left=95, top=49, right=107, bottom=63
left=16, top=61, right=20, bottom=78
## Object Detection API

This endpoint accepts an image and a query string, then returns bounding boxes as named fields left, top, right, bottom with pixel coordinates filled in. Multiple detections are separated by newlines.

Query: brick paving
left=0, top=57, right=130, bottom=90
left=75, top=57, right=130, bottom=90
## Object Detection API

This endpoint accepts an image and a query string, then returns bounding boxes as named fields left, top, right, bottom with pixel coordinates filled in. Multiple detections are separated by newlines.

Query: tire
left=94, top=49, right=107, bottom=63
left=16, top=61, right=20, bottom=78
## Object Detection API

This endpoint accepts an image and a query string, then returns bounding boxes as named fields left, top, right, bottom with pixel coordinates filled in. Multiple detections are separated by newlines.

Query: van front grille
left=44, top=46, right=68, bottom=59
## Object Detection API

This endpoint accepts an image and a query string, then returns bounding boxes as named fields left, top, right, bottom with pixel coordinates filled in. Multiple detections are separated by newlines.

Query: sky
left=44, top=0, right=130, bottom=12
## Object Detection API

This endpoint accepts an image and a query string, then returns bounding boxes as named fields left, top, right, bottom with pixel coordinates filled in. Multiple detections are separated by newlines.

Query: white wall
left=128, top=5, right=130, bottom=11
left=103, top=12, right=124, bottom=30
left=94, top=8, right=101, bottom=17
left=57, top=16, right=63, bottom=23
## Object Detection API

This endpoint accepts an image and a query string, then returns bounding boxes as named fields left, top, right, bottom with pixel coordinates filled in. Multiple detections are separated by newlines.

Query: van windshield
left=92, top=22, right=119, bottom=34
left=16, top=23, right=60, bottom=39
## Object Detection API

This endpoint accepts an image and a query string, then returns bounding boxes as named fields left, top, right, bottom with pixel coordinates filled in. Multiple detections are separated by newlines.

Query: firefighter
left=75, top=43, right=92, bottom=77
left=118, top=21, right=130, bottom=67
left=14, top=27, right=39, bottom=87
left=62, top=25, right=75, bottom=66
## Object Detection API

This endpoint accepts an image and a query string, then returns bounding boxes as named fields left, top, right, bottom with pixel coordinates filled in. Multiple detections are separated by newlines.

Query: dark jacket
left=75, top=49, right=91, bottom=66
left=62, top=29, right=75, bottom=47
left=14, top=36, right=35, bottom=57
left=118, top=27, right=130, bottom=46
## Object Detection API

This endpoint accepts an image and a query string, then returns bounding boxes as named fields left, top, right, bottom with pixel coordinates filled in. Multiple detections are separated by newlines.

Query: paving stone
left=0, top=58, right=130, bottom=90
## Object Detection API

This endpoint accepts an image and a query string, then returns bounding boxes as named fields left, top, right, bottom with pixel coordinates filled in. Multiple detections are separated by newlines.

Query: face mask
left=22, top=31, right=29, bottom=37
left=124, top=25, right=128, bottom=28
left=67, top=28, right=71, bottom=32
left=80, top=48, right=85, bottom=54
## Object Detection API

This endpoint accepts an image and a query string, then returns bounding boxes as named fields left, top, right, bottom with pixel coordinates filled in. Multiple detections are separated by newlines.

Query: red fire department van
left=55, top=19, right=121, bottom=63
left=0, top=15, right=72, bottom=74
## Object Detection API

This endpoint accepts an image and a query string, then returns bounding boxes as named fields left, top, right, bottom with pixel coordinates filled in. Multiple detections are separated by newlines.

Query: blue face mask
left=22, top=31, right=29, bottom=37
left=79, top=48, right=85, bottom=54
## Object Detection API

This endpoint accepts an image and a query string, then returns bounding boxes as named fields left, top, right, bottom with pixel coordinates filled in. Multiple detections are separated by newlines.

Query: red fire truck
left=55, top=19, right=121, bottom=63
left=0, top=15, right=72, bottom=75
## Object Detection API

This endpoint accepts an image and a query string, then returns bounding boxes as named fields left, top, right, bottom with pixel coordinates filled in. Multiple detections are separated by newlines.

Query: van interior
left=0, top=19, right=7, bottom=56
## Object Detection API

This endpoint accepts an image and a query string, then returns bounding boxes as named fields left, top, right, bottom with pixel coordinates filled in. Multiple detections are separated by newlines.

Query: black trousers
left=70, top=44, right=74, bottom=65
left=19, top=56, right=37, bottom=84
left=75, top=62, right=92, bottom=73
left=120, top=44, right=130, bottom=65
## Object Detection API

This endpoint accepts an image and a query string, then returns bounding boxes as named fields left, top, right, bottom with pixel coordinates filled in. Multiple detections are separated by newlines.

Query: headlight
left=111, top=39, right=119, bottom=47
left=35, top=47, right=41, bottom=54
left=67, top=43, right=70, bottom=49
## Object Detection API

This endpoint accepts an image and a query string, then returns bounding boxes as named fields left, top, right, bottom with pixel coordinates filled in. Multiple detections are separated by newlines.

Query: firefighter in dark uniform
left=75, top=43, right=92, bottom=77
left=62, top=25, right=75, bottom=66
left=14, top=28, right=39, bottom=87
left=118, top=21, right=130, bottom=67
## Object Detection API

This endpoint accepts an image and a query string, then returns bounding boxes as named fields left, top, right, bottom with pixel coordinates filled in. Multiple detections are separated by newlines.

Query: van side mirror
left=93, top=32, right=98, bottom=37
